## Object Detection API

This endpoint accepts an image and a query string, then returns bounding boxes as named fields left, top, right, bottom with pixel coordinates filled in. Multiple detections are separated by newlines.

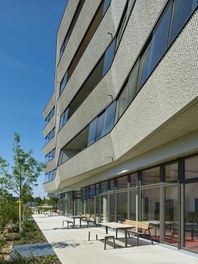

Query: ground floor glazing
left=58, top=153, right=198, bottom=253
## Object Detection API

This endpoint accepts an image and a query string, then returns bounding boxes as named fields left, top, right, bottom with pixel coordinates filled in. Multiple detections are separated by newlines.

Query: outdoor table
left=70, top=215, right=85, bottom=228
left=99, top=222, right=134, bottom=247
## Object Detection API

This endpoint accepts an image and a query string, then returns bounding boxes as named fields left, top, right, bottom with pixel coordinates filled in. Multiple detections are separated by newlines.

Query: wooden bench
left=124, top=219, right=153, bottom=246
left=62, top=219, right=74, bottom=229
left=88, top=229, right=115, bottom=250
left=83, top=214, right=96, bottom=228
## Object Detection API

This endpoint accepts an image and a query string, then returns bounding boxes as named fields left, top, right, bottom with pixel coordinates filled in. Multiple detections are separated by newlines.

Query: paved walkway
left=33, top=214, right=198, bottom=264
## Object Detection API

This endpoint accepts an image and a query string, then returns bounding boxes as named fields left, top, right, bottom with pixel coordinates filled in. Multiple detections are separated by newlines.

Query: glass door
left=164, top=185, right=178, bottom=247
left=141, top=187, right=160, bottom=242
left=183, top=183, right=198, bottom=252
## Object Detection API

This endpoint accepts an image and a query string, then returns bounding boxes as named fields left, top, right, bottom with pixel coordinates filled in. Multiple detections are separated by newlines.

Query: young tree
left=0, top=133, right=44, bottom=231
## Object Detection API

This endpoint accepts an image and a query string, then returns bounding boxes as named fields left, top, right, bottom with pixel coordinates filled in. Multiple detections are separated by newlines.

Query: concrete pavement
left=33, top=214, right=198, bottom=264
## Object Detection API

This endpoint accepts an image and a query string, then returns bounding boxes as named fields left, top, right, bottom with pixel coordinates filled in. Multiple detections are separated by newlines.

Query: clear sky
left=0, top=0, right=67, bottom=198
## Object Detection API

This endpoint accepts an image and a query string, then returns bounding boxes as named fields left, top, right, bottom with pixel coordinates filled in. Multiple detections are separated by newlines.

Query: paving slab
left=33, top=214, right=198, bottom=264
left=11, top=242, right=55, bottom=257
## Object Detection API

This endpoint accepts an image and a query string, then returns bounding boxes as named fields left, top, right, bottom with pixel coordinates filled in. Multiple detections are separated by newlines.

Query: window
left=117, top=175, right=128, bottom=189
left=102, top=39, right=116, bottom=75
left=103, top=101, right=116, bottom=134
left=138, top=42, right=152, bottom=89
left=45, top=107, right=55, bottom=125
left=147, top=2, right=172, bottom=72
left=117, top=192, right=128, bottom=222
left=95, top=112, right=106, bottom=140
left=103, top=0, right=111, bottom=15
left=45, top=127, right=55, bottom=144
left=142, top=167, right=160, bottom=185
left=44, top=169, right=56, bottom=183
left=126, top=60, right=139, bottom=106
left=129, top=173, right=137, bottom=187
left=59, top=0, right=85, bottom=60
left=116, top=84, right=128, bottom=120
left=185, top=155, right=198, bottom=180
left=165, top=162, right=178, bottom=182
left=169, top=0, right=198, bottom=45
left=60, top=72, right=68, bottom=94
left=101, top=181, right=109, bottom=193
left=116, top=0, right=136, bottom=49
left=45, top=148, right=56, bottom=163
left=87, top=118, right=97, bottom=146
left=59, top=109, right=68, bottom=130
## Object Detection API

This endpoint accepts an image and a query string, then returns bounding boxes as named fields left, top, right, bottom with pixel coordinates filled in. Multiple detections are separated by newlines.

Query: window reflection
left=185, top=155, right=198, bottom=180
left=130, top=190, right=137, bottom=220
left=165, top=162, right=178, bottom=182
left=117, top=192, right=128, bottom=222
left=142, top=188, right=160, bottom=242
left=142, top=167, right=160, bottom=185
left=164, top=186, right=178, bottom=247
left=103, top=39, right=116, bottom=75
left=147, top=2, right=172, bottom=72
left=169, top=0, right=198, bottom=45
left=184, top=183, right=198, bottom=252
left=117, top=175, right=128, bottom=189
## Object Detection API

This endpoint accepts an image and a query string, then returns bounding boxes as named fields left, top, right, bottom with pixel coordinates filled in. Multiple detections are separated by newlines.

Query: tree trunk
left=19, top=197, right=22, bottom=231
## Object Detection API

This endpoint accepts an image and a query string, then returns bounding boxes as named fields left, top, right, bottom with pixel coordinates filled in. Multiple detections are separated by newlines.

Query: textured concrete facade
left=42, top=2, right=198, bottom=254
left=43, top=0, right=198, bottom=191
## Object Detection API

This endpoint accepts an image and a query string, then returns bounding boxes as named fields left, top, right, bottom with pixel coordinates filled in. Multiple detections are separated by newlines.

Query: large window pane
left=116, top=0, right=135, bottom=49
left=103, top=0, right=111, bottom=15
left=169, top=0, right=198, bottom=45
left=130, top=173, right=137, bottom=187
left=141, top=188, right=160, bottom=242
left=103, top=101, right=116, bottom=134
left=165, top=162, right=178, bottom=182
left=142, top=167, right=160, bottom=185
left=117, top=175, right=128, bottom=190
left=59, top=109, right=68, bottom=130
left=126, top=60, right=140, bottom=105
left=102, top=39, right=116, bottom=75
left=130, top=190, right=137, bottom=220
left=184, top=183, right=198, bottom=252
left=110, top=193, right=115, bottom=222
left=115, top=85, right=128, bottom=121
left=164, top=186, right=178, bottom=247
left=60, top=72, right=68, bottom=94
left=138, top=43, right=151, bottom=89
left=87, top=118, right=97, bottom=146
left=101, top=194, right=108, bottom=222
left=95, top=112, right=105, bottom=140
left=185, top=155, right=198, bottom=180
left=117, top=192, right=128, bottom=222
left=147, top=2, right=172, bottom=72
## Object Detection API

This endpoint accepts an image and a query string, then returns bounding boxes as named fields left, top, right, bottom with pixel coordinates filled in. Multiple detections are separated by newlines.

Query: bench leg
left=104, top=236, right=115, bottom=250
left=137, top=234, right=139, bottom=246
left=148, top=230, right=154, bottom=245
left=88, top=231, right=90, bottom=241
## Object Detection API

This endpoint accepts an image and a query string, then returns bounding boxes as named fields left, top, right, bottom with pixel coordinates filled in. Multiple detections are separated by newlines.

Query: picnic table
left=99, top=222, right=134, bottom=247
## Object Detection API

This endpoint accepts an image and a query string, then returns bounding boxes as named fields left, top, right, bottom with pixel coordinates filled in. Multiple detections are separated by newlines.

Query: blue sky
left=0, top=0, right=67, bottom=198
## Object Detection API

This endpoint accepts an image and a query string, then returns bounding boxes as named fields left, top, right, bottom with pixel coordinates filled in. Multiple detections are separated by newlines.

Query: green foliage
left=0, top=133, right=45, bottom=231
left=18, top=219, right=46, bottom=245
left=0, top=252, right=58, bottom=264
left=0, top=198, right=18, bottom=232
left=0, top=133, right=44, bottom=199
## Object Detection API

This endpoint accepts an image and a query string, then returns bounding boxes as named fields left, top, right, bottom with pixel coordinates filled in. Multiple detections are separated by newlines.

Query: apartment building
left=43, top=0, right=198, bottom=253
